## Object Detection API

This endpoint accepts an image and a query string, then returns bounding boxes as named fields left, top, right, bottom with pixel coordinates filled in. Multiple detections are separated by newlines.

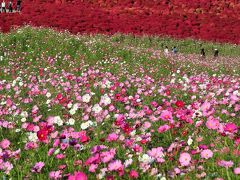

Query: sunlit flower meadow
left=0, top=27, right=239, bottom=179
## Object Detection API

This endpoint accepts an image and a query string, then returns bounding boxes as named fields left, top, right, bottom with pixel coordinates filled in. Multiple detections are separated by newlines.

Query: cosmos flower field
left=0, top=27, right=239, bottom=179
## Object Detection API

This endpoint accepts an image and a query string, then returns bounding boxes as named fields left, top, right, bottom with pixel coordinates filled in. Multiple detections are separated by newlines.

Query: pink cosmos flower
left=179, top=152, right=191, bottom=166
left=0, top=139, right=10, bottom=149
left=201, top=101, right=211, bottom=112
left=201, top=149, right=213, bottom=159
left=129, top=170, right=139, bottom=179
left=160, top=110, right=173, bottom=122
left=55, top=154, right=65, bottom=159
left=101, top=149, right=116, bottom=163
left=224, top=123, right=238, bottom=133
left=25, top=142, right=38, bottom=150
left=234, top=167, right=240, bottom=175
left=31, top=162, right=45, bottom=173
left=143, top=121, right=151, bottom=129
left=147, top=147, right=165, bottom=162
left=89, top=164, right=98, bottom=172
left=108, top=160, right=123, bottom=171
left=206, top=118, right=220, bottom=130
left=48, top=148, right=55, bottom=156
left=0, top=161, right=13, bottom=174
left=158, top=124, right=170, bottom=133
left=49, top=170, right=62, bottom=179
left=68, top=171, right=88, bottom=180
left=218, top=160, right=234, bottom=168
left=106, top=133, right=119, bottom=142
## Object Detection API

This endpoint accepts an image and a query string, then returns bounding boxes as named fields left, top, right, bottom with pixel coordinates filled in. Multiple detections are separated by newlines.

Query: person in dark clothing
left=172, top=46, right=177, bottom=54
left=8, top=0, right=13, bottom=12
left=200, top=48, right=206, bottom=58
left=214, top=49, right=219, bottom=57
left=17, top=0, right=21, bottom=12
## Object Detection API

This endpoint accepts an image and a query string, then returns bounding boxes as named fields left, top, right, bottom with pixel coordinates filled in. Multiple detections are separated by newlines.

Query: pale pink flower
left=201, top=149, right=213, bottom=159
left=234, top=167, right=240, bottom=175
left=218, top=160, right=234, bottom=168
left=179, top=152, right=191, bottom=166
left=108, top=160, right=123, bottom=171
left=0, top=139, right=10, bottom=149
left=49, top=170, right=62, bottom=179
left=206, top=118, right=220, bottom=130
left=158, top=124, right=170, bottom=133
left=106, top=133, right=119, bottom=142
left=31, top=162, right=45, bottom=173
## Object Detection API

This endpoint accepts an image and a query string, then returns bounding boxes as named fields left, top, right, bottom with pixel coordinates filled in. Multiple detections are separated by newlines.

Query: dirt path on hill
left=109, top=41, right=240, bottom=72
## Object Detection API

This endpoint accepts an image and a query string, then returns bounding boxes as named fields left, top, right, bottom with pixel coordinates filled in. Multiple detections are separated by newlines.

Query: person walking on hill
left=17, top=0, right=21, bottom=12
left=8, top=0, right=13, bottom=13
left=172, top=46, right=178, bottom=54
left=1, top=1, right=6, bottom=13
left=164, top=46, right=169, bottom=55
left=214, top=48, right=219, bottom=57
left=200, top=48, right=206, bottom=58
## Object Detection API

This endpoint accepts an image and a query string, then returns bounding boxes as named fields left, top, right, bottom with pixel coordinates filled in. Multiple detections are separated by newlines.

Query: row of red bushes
left=1, top=0, right=240, bottom=44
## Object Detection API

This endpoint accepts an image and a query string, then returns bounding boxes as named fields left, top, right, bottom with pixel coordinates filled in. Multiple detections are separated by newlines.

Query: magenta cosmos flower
left=179, top=152, right=191, bottom=166
left=224, top=123, right=238, bottom=133
left=68, top=171, right=88, bottom=180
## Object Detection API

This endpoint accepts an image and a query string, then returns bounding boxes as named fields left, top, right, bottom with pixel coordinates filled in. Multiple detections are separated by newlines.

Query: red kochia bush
left=1, top=0, right=240, bottom=44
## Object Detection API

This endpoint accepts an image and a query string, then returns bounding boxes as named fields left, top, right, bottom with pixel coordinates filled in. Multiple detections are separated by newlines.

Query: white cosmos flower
left=72, top=103, right=79, bottom=111
left=12, top=80, right=16, bottom=87
left=21, top=111, right=28, bottom=118
left=46, top=92, right=51, bottom=98
left=28, top=132, right=38, bottom=142
left=100, top=94, right=111, bottom=106
left=81, top=122, right=89, bottom=130
left=124, top=159, right=133, bottom=167
left=138, top=154, right=154, bottom=164
left=233, top=90, right=239, bottom=96
left=54, top=116, right=63, bottom=126
left=21, top=118, right=26, bottom=122
left=105, top=80, right=112, bottom=88
left=92, top=104, right=102, bottom=114
left=67, top=103, right=73, bottom=109
left=69, top=108, right=76, bottom=115
left=130, top=130, right=136, bottom=137
left=187, top=138, right=193, bottom=146
left=82, top=94, right=91, bottom=103
left=46, top=100, right=51, bottom=104
left=19, top=81, right=23, bottom=87
left=54, top=148, right=60, bottom=155
left=68, top=118, right=75, bottom=125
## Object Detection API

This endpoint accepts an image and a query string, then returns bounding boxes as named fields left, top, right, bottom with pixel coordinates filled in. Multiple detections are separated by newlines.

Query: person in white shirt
left=1, top=1, right=6, bottom=13
left=164, top=46, right=169, bottom=55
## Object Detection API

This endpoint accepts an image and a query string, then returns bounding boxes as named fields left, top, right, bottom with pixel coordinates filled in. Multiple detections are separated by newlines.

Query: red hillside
left=1, top=0, right=240, bottom=44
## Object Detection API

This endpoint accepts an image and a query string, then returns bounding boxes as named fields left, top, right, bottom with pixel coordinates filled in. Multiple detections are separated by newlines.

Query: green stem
left=226, top=168, right=231, bottom=180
